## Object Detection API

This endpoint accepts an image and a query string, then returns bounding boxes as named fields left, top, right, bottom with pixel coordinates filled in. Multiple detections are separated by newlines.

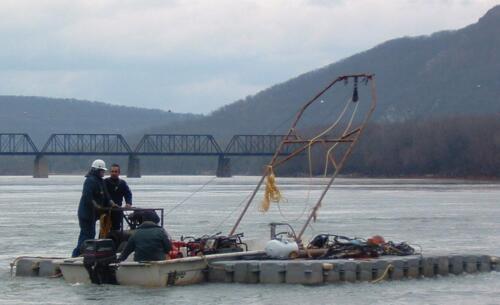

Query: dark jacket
left=119, top=221, right=172, bottom=262
left=104, top=177, right=132, bottom=206
left=77, top=171, right=112, bottom=221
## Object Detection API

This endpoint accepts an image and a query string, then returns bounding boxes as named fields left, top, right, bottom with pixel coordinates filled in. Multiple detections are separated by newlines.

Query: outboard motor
left=82, top=239, right=117, bottom=284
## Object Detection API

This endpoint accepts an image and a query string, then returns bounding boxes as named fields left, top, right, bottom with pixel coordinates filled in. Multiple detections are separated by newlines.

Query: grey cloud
left=0, top=0, right=497, bottom=113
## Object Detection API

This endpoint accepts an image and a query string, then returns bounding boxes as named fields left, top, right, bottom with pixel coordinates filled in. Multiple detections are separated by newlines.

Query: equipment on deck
left=265, top=239, right=299, bottom=259
left=177, top=232, right=248, bottom=256
left=306, top=233, right=417, bottom=259
left=265, top=223, right=300, bottom=259
left=382, top=241, right=416, bottom=256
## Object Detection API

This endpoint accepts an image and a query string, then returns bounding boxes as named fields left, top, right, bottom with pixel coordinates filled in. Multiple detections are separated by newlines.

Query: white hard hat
left=91, top=159, right=107, bottom=171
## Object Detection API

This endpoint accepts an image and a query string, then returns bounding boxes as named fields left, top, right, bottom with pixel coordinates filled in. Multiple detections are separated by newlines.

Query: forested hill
left=152, top=5, right=500, bottom=138
left=0, top=96, right=197, bottom=144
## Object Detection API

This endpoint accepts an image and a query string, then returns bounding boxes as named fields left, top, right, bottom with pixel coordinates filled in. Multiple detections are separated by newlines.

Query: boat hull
left=59, top=251, right=264, bottom=287
left=116, top=259, right=207, bottom=286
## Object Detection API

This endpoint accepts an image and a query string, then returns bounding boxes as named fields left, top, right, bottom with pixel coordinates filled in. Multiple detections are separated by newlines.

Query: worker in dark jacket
left=118, top=210, right=171, bottom=262
left=72, top=159, right=114, bottom=257
left=104, top=164, right=133, bottom=230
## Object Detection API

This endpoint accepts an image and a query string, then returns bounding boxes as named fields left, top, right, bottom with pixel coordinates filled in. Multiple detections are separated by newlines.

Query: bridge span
left=0, top=133, right=298, bottom=177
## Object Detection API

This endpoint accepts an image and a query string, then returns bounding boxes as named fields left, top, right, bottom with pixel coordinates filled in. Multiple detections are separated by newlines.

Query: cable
left=274, top=93, right=356, bottom=225
left=165, top=176, right=217, bottom=215
left=307, top=96, right=353, bottom=179
left=268, top=110, right=300, bottom=135
left=211, top=191, right=253, bottom=232
left=371, top=264, right=394, bottom=283
left=324, top=99, right=360, bottom=175
left=276, top=198, right=311, bottom=222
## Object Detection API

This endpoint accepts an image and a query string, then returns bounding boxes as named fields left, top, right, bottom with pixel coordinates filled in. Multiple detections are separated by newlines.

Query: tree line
left=0, top=114, right=498, bottom=178
left=346, top=114, right=499, bottom=178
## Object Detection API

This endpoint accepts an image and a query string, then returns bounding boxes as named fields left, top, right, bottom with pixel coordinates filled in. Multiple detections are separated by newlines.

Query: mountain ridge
left=0, top=95, right=197, bottom=144
left=149, top=5, right=500, bottom=138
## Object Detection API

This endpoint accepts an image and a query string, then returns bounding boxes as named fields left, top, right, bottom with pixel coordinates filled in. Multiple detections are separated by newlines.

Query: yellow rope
left=262, top=96, right=357, bottom=217
left=307, top=99, right=350, bottom=177
left=260, top=166, right=282, bottom=212
left=99, top=211, right=112, bottom=238
left=306, top=97, right=352, bottom=221
left=323, top=99, right=359, bottom=175
left=371, top=264, right=393, bottom=283
left=310, top=97, right=352, bottom=146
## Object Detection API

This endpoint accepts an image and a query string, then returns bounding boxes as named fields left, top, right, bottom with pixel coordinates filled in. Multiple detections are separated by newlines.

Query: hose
left=371, top=264, right=394, bottom=283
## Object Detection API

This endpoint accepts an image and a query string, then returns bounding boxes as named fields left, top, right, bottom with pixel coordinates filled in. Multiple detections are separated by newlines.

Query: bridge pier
left=33, top=155, right=49, bottom=178
left=127, top=155, right=141, bottom=178
left=216, top=155, right=231, bottom=177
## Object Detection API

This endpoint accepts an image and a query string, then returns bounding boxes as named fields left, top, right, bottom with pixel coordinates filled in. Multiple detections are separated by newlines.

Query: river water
left=0, top=176, right=498, bottom=305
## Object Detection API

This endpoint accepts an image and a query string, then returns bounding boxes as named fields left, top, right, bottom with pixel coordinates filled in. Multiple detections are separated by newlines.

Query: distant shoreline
left=0, top=173, right=498, bottom=182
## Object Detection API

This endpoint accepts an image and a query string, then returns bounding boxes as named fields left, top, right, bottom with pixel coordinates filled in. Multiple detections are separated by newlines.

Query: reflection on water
left=0, top=176, right=499, bottom=305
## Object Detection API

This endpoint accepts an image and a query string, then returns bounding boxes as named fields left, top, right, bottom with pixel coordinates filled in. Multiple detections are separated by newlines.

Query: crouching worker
left=118, top=210, right=172, bottom=262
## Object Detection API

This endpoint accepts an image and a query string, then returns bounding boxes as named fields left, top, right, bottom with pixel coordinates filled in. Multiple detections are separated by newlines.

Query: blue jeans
left=71, top=218, right=96, bottom=257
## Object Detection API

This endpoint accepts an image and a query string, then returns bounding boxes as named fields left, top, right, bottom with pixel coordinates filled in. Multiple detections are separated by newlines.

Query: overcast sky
left=0, top=0, right=498, bottom=114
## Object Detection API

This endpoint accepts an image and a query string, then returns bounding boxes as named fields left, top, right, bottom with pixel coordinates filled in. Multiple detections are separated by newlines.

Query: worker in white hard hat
left=72, top=159, right=115, bottom=257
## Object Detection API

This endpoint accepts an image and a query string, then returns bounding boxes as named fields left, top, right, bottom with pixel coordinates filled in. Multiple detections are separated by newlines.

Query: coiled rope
left=260, top=166, right=282, bottom=212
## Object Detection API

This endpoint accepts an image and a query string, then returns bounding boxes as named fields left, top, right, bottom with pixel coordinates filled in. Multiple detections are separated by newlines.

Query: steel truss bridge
left=0, top=133, right=300, bottom=177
